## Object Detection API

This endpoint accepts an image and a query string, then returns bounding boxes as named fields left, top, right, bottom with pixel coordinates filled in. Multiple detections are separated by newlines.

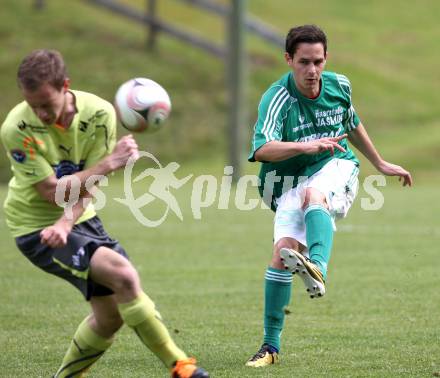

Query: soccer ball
left=114, top=77, right=171, bottom=133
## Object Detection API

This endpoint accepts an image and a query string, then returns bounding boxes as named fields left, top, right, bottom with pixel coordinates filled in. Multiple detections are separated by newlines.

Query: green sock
left=263, top=267, right=292, bottom=352
left=54, top=316, right=113, bottom=378
left=118, top=292, right=187, bottom=368
left=305, top=204, right=334, bottom=280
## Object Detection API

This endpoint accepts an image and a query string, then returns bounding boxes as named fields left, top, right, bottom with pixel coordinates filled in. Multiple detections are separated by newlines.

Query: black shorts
left=15, top=216, right=129, bottom=300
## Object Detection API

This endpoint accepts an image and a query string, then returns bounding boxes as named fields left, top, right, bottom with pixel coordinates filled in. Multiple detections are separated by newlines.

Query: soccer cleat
left=279, top=248, right=326, bottom=298
left=245, top=344, right=279, bottom=367
left=171, top=358, right=209, bottom=378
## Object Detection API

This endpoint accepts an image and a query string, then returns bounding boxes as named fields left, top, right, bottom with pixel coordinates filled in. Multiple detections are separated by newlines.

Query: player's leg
left=281, top=157, right=360, bottom=297
left=246, top=237, right=299, bottom=367
left=279, top=188, right=329, bottom=298
left=265, top=237, right=300, bottom=350
left=247, top=186, right=308, bottom=367
left=302, top=187, right=333, bottom=280
left=89, top=295, right=124, bottom=338
left=15, top=230, right=121, bottom=377
left=287, top=159, right=359, bottom=289
left=54, top=295, right=122, bottom=378
left=89, top=247, right=209, bottom=378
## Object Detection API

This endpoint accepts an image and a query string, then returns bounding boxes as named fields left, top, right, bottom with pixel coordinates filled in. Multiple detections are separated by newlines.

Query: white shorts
left=274, top=158, right=359, bottom=249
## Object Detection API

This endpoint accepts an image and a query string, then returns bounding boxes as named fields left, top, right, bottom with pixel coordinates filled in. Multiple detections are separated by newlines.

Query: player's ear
left=63, top=78, right=70, bottom=92
left=284, top=52, right=293, bottom=67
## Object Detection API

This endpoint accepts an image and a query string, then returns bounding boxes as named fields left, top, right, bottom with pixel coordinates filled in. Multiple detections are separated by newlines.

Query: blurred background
left=1, top=0, right=439, bottom=182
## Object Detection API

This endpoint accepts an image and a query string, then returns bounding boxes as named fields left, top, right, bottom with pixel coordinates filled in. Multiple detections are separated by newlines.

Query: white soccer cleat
left=279, top=248, right=326, bottom=298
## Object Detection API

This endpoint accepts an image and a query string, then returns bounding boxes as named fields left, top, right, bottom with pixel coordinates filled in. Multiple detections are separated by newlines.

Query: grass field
left=0, top=162, right=439, bottom=377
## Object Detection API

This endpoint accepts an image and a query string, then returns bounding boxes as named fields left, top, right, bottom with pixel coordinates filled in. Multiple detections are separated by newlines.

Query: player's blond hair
left=17, top=49, right=67, bottom=91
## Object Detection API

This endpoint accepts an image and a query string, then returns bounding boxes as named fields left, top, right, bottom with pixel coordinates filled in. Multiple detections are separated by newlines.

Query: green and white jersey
left=1, top=90, right=116, bottom=237
left=249, top=71, right=361, bottom=210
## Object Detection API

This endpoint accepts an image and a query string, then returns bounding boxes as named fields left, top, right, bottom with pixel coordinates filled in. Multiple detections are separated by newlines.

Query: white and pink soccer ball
left=114, top=77, right=171, bottom=133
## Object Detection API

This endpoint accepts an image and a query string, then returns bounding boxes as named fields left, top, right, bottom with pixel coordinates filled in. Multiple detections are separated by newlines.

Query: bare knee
left=111, top=265, right=141, bottom=298
left=271, top=237, right=302, bottom=269
left=90, top=248, right=142, bottom=301
left=303, top=187, right=328, bottom=210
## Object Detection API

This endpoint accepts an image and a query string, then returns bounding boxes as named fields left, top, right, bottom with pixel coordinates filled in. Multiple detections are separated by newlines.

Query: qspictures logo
left=114, top=152, right=192, bottom=227
left=55, top=151, right=387, bottom=228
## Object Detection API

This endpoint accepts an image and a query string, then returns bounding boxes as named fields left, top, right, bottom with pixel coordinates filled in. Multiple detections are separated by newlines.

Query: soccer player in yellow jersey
left=1, top=49, right=209, bottom=378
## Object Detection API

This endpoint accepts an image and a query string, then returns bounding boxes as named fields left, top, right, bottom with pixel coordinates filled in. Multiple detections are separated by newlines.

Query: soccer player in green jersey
left=1, top=49, right=209, bottom=378
left=246, top=25, right=412, bottom=367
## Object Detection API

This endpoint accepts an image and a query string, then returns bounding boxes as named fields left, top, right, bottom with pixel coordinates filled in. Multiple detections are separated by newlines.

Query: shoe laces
left=302, top=254, right=324, bottom=281
left=172, top=358, right=197, bottom=378
left=249, top=345, right=273, bottom=361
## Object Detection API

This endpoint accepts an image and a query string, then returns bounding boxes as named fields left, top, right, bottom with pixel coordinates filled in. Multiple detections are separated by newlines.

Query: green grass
left=0, top=161, right=439, bottom=377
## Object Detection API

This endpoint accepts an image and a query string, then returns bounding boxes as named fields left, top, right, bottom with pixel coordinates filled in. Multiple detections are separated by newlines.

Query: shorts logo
left=10, top=149, right=26, bottom=163
left=72, top=247, right=85, bottom=268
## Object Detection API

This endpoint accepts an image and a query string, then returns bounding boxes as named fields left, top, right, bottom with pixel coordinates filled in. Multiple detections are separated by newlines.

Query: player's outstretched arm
left=348, top=123, right=413, bottom=186
left=254, top=134, right=347, bottom=162
left=35, top=134, right=139, bottom=204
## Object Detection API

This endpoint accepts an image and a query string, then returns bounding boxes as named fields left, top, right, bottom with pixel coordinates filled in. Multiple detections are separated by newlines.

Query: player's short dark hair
left=285, top=25, right=327, bottom=57
left=17, top=49, right=67, bottom=91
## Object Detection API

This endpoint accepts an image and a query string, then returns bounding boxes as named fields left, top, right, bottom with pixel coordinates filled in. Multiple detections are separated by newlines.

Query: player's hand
left=376, top=161, right=413, bottom=187
left=40, top=221, right=72, bottom=248
left=302, top=134, right=347, bottom=155
left=106, top=134, right=139, bottom=171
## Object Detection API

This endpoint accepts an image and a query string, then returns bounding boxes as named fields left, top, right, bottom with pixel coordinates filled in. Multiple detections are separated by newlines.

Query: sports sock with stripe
left=54, top=316, right=113, bottom=377
left=305, top=204, right=334, bottom=280
left=263, top=267, right=292, bottom=352
left=118, top=292, right=187, bottom=368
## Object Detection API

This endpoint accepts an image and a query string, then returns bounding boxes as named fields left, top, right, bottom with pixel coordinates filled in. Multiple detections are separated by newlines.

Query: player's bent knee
left=270, top=238, right=300, bottom=269
left=274, top=237, right=300, bottom=254
left=111, top=266, right=140, bottom=295
left=303, top=187, right=328, bottom=209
